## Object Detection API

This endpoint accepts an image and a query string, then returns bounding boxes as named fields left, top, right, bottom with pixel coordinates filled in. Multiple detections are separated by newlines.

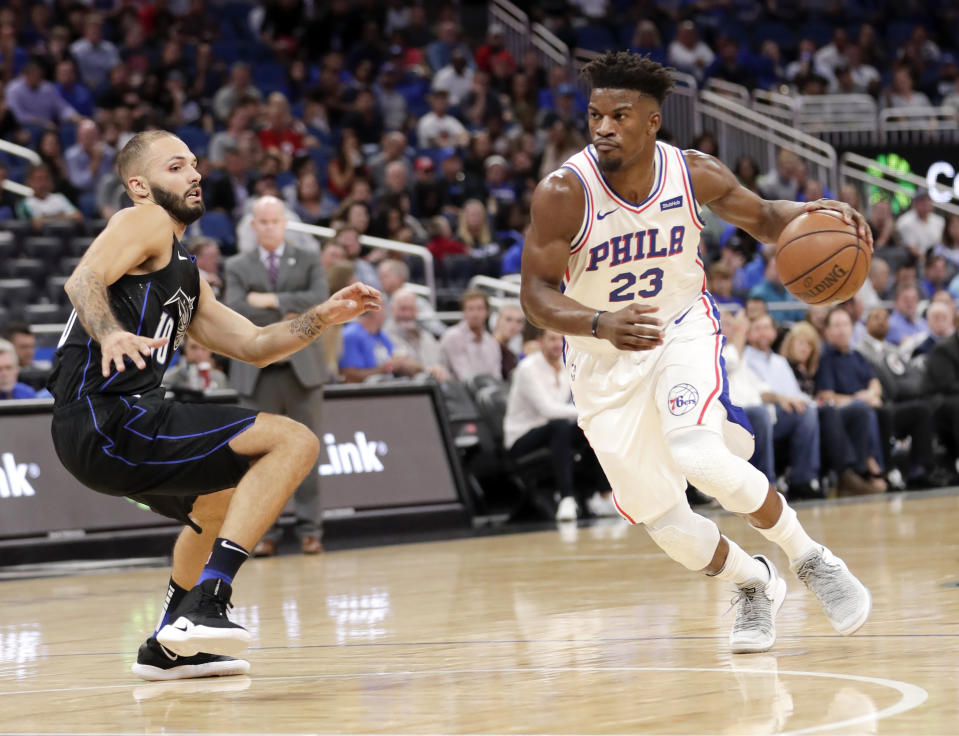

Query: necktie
left=267, top=251, right=278, bottom=289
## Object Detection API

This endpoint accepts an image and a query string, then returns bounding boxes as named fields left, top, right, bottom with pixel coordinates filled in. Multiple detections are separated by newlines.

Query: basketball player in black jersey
left=48, top=130, right=382, bottom=681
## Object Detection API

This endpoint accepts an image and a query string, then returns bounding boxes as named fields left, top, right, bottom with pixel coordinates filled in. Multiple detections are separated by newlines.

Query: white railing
left=531, top=23, right=570, bottom=69
left=878, top=106, right=959, bottom=146
left=489, top=0, right=529, bottom=63
left=284, top=221, right=437, bottom=308
left=797, top=94, right=879, bottom=147
left=704, top=78, right=751, bottom=106
left=839, top=152, right=959, bottom=218
left=664, top=71, right=699, bottom=149
left=0, top=138, right=39, bottom=197
left=750, top=88, right=795, bottom=125
left=698, top=90, right=838, bottom=193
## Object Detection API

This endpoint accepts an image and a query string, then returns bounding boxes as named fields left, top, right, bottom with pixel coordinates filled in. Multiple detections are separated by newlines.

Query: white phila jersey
left=561, top=141, right=708, bottom=356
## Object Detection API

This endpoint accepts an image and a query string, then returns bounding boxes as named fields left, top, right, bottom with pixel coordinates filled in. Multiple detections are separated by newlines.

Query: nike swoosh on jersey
left=596, top=208, right=619, bottom=220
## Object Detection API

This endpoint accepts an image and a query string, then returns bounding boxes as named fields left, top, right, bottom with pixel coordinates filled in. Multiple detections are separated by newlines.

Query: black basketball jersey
left=49, top=236, right=200, bottom=405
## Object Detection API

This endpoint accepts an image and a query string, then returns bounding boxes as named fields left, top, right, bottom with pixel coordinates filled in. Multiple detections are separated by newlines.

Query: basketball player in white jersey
left=521, top=52, right=873, bottom=652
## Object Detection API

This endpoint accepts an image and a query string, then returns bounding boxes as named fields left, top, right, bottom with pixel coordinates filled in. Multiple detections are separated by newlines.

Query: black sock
left=197, top=537, right=250, bottom=585
left=154, top=578, right=188, bottom=635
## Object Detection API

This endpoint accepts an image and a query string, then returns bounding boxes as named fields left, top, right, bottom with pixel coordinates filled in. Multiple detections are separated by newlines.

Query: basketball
left=775, top=210, right=871, bottom=306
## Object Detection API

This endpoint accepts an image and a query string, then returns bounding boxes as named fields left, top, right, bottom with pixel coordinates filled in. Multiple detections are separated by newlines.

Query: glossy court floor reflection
left=2, top=492, right=958, bottom=734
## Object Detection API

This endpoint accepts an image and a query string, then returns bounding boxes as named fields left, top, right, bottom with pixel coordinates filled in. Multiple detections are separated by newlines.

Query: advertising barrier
left=0, top=383, right=468, bottom=543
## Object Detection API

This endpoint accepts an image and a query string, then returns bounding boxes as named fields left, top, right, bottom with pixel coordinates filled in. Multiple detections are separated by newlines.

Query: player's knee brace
left=645, top=502, right=720, bottom=571
left=666, top=427, right=768, bottom=514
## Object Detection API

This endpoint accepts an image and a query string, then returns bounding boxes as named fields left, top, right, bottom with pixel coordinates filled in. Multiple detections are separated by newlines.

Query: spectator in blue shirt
left=816, top=308, right=888, bottom=491
left=53, top=59, right=94, bottom=117
left=65, top=119, right=115, bottom=193
left=748, top=250, right=806, bottom=323
left=0, top=340, right=43, bottom=400
left=5, top=61, right=79, bottom=126
left=886, top=284, right=928, bottom=346
left=339, top=307, right=403, bottom=383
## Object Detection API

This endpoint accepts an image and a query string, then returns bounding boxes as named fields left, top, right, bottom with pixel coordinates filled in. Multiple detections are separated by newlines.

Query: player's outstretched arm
left=685, top=150, right=873, bottom=251
left=521, top=170, right=663, bottom=352
left=188, top=279, right=382, bottom=367
left=64, top=206, right=173, bottom=376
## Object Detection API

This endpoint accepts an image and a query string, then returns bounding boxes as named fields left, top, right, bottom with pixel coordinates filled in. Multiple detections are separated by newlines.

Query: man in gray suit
left=225, top=196, right=329, bottom=556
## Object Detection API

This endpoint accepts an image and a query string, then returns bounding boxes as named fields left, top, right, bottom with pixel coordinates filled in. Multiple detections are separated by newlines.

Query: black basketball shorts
left=51, top=387, right=259, bottom=530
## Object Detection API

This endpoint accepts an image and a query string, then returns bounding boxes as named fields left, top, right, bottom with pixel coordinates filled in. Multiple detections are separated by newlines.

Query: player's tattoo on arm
left=66, top=266, right=124, bottom=341
left=288, top=308, right=328, bottom=341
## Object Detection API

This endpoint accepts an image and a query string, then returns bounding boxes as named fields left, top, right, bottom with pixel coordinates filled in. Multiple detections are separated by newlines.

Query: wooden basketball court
left=2, top=492, right=957, bottom=734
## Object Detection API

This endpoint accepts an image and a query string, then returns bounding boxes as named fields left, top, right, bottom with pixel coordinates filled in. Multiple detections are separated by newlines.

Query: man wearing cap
left=413, top=156, right=444, bottom=218
left=433, top=49, right=474, bottom=107
left=896, top=189, right=946, bottom=261
left=538, top=82, right=588, bottom=136
left=427, top=21, right=473, bottom=73
left=417, top=88, right=469, bottom=149
left=484, top=154, right=517, bottom=219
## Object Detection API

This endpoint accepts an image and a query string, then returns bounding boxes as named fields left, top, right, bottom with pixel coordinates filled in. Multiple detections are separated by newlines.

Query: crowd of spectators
left=3, top=1, right=959, bottom=515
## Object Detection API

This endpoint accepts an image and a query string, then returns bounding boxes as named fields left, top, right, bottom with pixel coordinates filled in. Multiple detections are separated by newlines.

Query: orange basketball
left=775, top=210, right=871, bottom=306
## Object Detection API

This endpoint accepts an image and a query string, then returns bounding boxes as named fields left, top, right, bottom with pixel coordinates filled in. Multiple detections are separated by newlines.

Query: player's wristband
left=591, top=310, right=606, bottom=338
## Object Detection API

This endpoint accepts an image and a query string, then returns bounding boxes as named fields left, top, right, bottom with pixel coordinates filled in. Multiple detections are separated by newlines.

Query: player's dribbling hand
left=804, top=198, right=874, bottom=252
left=318, top=283, right=383, bottom=325
left=99, top=330, right=168, bottom=377
left=596, top=304, right=664, bottom=351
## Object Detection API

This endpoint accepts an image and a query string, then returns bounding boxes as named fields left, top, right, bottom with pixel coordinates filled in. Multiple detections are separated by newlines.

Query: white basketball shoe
left=729, top=555, right=788, bottom=654
left=791, top=546, right=871, bottom=635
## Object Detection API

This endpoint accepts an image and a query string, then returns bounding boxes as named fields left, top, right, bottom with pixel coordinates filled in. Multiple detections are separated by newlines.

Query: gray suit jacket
left=224, top=243, right=330, bottom=396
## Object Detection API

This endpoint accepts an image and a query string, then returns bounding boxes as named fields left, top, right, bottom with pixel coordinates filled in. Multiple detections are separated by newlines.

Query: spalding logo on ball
left=775, top=210, right=871, bottom=306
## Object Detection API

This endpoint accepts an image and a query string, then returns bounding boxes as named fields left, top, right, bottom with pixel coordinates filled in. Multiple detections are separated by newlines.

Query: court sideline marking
left=0, top=665, right=928, bottom=735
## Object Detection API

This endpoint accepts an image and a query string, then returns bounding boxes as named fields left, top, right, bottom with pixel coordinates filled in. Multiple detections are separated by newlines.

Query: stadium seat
left=0, top=278, right=36, bottom=308
left=576, top=24, right=618, bottom=53
left=59, top=123, right=77, bottom=150
left=8, top=258, right=46, bottom=287
left=83, top=219, right=108, bottom=236
left=58, top=256, right=83, bottom=276
left=252, top=62, right=290, bottom=96
left=67, top=236, right=94, bottom=257
left=174, top=126, right=210, bottom=157
left=24, top=303, right=68, bottom=325
left=753, top=20, right=797, bottom=54
left=798, top=19, right=833, bottom=46
left=0, top=237, right=16, bottom=272
left=465, top=373, right=505, bottom=398
left=40, top=220, right=81, bottom=243
left=199, top=211, right=236, bottom=250
left=23, top=236, right=65, bottom=264
left=46, top=275, right=71, bottom=305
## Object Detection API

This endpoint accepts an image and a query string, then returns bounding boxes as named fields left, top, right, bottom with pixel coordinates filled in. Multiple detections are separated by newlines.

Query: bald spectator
left=69, top=14, right=120, bottom=89
left=368, top=131, right=412, bottom=191
left=376, top=159, right=412, bottom=203
left=475, top=25, right=516, bottom=76
left=259, top=92, right=313, bottom=166
left=887, top=284, right=928, bottom=346
left=5, top=61, right=79, bottom=126
left=910, top=301, right=956, bottom=358
left=667, top=21, right=715, bottom=81
left=432, top=48, right=474, bottom=106
left=65, top=119, right=114, bottom=193
left=757, top=149, right=799, bottom=201
left=384, top=288, right=449, bottom=382
left=896, top=190, right=945, bottom=260
left=339, top=306, right=399, bottom=383
left=440, top=289, right=502, bottom=381
left=212, top=62, right=263, bottom=123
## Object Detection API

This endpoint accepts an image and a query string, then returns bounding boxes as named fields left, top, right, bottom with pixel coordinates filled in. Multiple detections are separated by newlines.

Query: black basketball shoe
left=131, top=637, right=251, bottom=681
left=156, top=578, right=251, bottom=657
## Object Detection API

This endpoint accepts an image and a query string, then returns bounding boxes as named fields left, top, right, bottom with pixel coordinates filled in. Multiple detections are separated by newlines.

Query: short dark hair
left=580, top=51, right=675, bottom=105
left=115, top=130, right=178, bottom=192
left=1, top=321, right=31, bottom=340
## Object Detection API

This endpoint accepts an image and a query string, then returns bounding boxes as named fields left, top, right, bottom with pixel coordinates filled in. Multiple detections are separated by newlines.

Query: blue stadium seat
left=199, top=211, right=236, bottom=250
left=212, top=39, right=244, bottom=65
left=753, top=20, right=797, bottom=54
left=58, top=123, right=77, bottom=150
left=576, top=24, right=618, bottom=53
left=798, top=19, right=833, bottom=46
left=175, top=126, right=210, bottom=157
left=886, top=21, right=915, bottom=52
left=252, top=62, right=291, bottom=96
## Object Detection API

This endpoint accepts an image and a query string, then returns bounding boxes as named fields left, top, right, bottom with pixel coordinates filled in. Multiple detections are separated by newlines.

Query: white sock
left=755, top=494, right=818, bottom=563
left=708, top=537, right=769, bottom=586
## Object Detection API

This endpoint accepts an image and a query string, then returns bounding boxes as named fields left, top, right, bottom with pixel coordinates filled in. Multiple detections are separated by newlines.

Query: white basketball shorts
left=566, top=294, right=754, bottom=525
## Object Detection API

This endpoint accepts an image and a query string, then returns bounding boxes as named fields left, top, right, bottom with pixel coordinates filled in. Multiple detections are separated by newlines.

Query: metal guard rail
left=284, top=220, right=437, bottom=308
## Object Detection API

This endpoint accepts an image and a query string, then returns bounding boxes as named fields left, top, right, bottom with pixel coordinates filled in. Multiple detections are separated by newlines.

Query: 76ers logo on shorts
left=668, top=383, right=699, bottom=416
